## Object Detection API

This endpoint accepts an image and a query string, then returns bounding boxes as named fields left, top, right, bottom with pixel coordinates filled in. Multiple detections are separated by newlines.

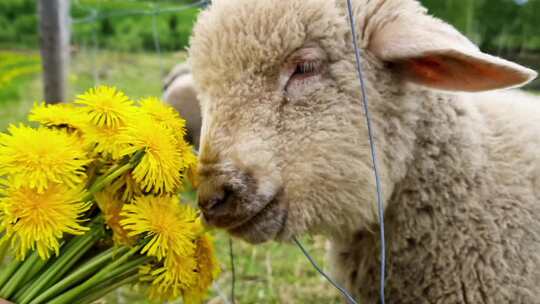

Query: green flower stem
left=79, top=255, right=150, bottom=300
left=92, top=245, right=141, bottom=280
left=0, top=251, right=39, bottom=299
left=0, top=260, right=21, bottom=290
left=18, top=229, right=100, bottom=304
left=0, top=239, right=9, bottom=265
left=45, top=246, right=142, bottom=304
left=28, top=247, right=128, bottom=304
left=100, top=162, right=123, bottom=179
left=48, top=246, right=127, bottom=289
left=11, top=255, right=49, bottom=301
left=94, top=255, right=149, bottom=284
left=85, top=162, right=120, bottom=191
left=23, top=257, right=47, bottom=285
left=22, top=240, right=105, bottom=304
left=83, top=162, right=135, bottom=202
left=129, top=150, right=145, bottom=166
left=77, top=272, right=140, bottom=304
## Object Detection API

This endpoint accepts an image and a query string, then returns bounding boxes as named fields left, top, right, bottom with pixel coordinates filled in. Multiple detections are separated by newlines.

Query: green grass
left=100, top=233, right=341, bottom=304
left=0, top=49, right=341, bottom=304
left=0, top=50, right=42, bottom=130
left=211, top=233, right=341, bottom=304
left=0, top=49, right=186, bottom=131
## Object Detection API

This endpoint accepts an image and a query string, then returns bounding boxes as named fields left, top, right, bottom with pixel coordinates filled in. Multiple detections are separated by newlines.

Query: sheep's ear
left=369, top=16, right=537, bottom=92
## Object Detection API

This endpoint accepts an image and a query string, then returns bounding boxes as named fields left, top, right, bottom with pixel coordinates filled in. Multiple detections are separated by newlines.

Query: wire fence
left=67, top=1, right=370, bottom=303
left=69, top=3, right=243, bottom=304
left=62, top=1, right=540, bottom=304
left=70, top=0, right=209, bottom=86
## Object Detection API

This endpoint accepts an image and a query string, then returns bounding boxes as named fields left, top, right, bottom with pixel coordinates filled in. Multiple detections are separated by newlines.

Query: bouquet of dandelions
left=0, top=86, right=219, bottom=304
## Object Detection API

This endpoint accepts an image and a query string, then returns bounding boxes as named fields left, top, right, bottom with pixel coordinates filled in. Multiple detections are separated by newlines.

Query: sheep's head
left=189, top=0, right=536, bottom=243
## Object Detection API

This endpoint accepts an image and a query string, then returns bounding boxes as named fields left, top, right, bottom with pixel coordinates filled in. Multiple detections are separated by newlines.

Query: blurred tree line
left=0, top=0, right=538, bottom=54
left=0, top=0, right=201, bottom=52
left=422, top=0, right=540, bottom=53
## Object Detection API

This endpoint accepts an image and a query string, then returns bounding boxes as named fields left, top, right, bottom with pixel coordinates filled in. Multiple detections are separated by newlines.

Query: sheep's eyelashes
left=284, top=60, right=322, bottom=95
left=292, top=61, right=321, bottom=77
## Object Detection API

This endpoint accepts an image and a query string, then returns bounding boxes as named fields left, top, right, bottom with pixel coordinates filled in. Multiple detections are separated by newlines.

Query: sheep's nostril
left=200, top=186, right=234, bottom=215
left=205, top=197, right=223, bottom=211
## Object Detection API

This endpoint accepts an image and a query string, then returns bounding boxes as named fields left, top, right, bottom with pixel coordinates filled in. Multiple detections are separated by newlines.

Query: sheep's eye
left=292, top=61, right=320, bottom=77
left=283, top=57, right=323, bottom=95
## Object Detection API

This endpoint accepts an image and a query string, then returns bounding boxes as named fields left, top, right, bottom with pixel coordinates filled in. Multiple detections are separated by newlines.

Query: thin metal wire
left=293, top=237, right=358, bottom=304
left=71, top=0, right=210, bottom=85
left=344, top=1, right=387, bottom=303
left=228, top=237, right=236, bottom=304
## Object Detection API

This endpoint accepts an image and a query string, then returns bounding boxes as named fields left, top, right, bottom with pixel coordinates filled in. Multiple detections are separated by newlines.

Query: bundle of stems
left=0, top=86, right=219, bottom=304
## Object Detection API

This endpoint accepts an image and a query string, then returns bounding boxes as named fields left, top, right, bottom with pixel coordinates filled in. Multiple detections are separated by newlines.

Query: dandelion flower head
left=75, top=85, right=135, bottom=128
left=183, top=234, right=221, bottom=303
left=139, top=254, right=198, bottom=301
left=0, top=183, right=90, bottom=260
left=0, top=124, right=91, bottom=192
left=82, top=123, right=128, bottom=159
left=109, top=171, right=143, bottom=203
left=29, top=102, right=88, bottom=131
left=120, top=115, right=185, bottom=194
left=120, top=195, right=202, bottom=261
left=94, top=188, right=132, bottom=246
left=139, top=97, right=186, bottom=136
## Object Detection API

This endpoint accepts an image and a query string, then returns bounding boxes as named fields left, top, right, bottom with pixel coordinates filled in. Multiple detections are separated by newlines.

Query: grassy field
left=0, top=49, right=186, bottom=130
left=0, top=49, right=341, bottom=304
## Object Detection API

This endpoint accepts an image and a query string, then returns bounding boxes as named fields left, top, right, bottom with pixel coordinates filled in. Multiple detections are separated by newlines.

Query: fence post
left=38, top=0, right=70, bottom=104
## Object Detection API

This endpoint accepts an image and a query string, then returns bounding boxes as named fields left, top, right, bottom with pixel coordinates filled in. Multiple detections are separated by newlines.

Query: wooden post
left=38, top=0, right=70, bottom=104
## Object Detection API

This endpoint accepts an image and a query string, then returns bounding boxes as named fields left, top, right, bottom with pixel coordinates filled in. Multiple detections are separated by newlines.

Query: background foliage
left=423, top=0, right=540, bottom=52
left=0, top=0, right=201, bottom=51
left=1, top=0, right=540, bottom=53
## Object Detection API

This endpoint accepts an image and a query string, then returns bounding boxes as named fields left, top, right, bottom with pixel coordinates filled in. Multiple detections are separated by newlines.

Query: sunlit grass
left=0, top=49, right=185, bottom=131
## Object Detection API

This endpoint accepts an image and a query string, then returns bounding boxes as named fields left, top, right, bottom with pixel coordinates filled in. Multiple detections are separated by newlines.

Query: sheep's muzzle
left=197, top=163, right=287, bottom=243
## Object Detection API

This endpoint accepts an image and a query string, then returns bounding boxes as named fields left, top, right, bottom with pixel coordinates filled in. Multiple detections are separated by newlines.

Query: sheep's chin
left=227, top=198, right=288, bottom=244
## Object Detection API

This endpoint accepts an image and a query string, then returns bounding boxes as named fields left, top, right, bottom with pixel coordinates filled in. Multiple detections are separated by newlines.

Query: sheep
left=189, top=0, right=540, bottom=303
left=163, top=62, right=202, bottom=148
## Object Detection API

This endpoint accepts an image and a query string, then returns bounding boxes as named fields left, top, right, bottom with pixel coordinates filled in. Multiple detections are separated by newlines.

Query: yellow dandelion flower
left=0, top=125, right=91, bottom=192
left=108, top=171, right=143, bottom=202
left=81, top=124, right=128, bottom=159
left=179, top=139, right=198, bottom=170
left=75, top=85, right=135, bottom=128
left=186, top=163, right=200, bottom=189
left=120, top=195, right=202, bottom=261
left=178, top=140, right=199, bottom=187
left=183, top=234, right=221, bottom=303
left=139, top=97, right=186, bottom=136
left=0, top=183, right=90, bottom=260
left=139, top=97, right=197, bottom=187
left=94, top=189, right=132, bottom=246
left=139, top=254, right=198, bottom=301
left=119, top=116, right=184, bottom=194
left=29, top=102, right=88, bottom=130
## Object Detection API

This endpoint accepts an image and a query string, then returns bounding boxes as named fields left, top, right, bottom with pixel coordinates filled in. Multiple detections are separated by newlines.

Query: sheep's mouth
left=200, top=183, right=287, bottom=243
left=227, top=192, right=288, bottom=244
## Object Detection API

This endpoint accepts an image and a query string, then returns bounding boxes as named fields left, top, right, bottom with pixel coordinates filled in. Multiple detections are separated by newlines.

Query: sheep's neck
left=330, top=91, right=489, bottom=302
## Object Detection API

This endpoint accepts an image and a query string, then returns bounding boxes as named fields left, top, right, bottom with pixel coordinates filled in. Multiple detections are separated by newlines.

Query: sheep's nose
left=197, top=160, right=255, bottom=227
left=198, top=185, right=233, bottom=216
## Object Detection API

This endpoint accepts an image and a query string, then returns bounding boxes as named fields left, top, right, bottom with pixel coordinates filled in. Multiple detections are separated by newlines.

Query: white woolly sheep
left=163, top=63, right=201, bottom=148
left=189, top=0, right=540, bottom=303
